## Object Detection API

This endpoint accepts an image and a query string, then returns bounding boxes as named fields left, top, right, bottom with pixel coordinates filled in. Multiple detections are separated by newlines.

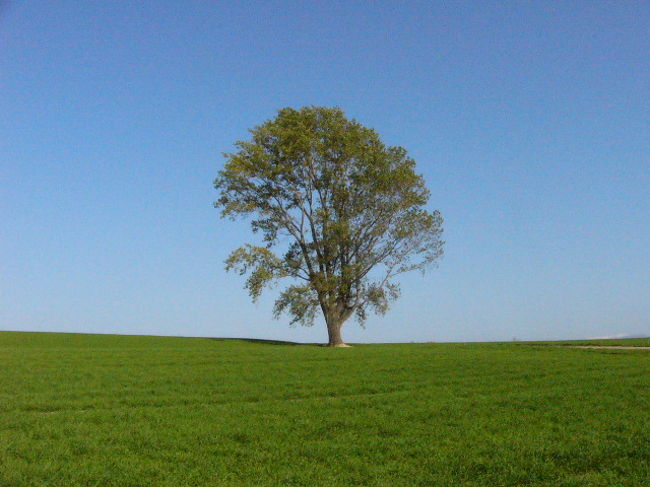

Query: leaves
left=215, top=106, right=444, bottom=328
left=273, top=284, right=320, bottom=327
left=224, top=245, right=287, bottom=301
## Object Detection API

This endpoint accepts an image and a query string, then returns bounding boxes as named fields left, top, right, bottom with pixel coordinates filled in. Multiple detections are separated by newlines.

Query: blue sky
left=1, top=1, right=648, bottom=343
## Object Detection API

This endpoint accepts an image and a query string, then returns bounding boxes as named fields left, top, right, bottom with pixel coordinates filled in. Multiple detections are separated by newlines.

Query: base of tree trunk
left=327, top=342, right=352, bottom=348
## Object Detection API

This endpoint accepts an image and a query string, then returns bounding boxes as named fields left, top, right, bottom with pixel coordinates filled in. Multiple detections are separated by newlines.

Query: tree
left=214, top=106, right=444, bottom=346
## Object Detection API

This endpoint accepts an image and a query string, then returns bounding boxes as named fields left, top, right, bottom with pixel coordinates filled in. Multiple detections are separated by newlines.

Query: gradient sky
left=1, top=1, right=648, bottom=343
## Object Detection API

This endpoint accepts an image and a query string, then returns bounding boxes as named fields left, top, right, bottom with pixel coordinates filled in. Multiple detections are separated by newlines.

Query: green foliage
left=1, top=331, right=649, bottom=486
left=224, top=244, right=287, bottom=301
left=215, top=107, right=444, bottom=337
left=272, top=283, right=320, bottom=327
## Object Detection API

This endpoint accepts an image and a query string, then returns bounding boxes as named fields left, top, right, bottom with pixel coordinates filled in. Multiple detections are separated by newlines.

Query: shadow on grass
left=208, top=337, right=319, bottom=346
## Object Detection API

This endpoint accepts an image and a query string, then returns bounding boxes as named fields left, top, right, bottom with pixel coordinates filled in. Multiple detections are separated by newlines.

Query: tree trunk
left=326, top=320, right=349, bottom=347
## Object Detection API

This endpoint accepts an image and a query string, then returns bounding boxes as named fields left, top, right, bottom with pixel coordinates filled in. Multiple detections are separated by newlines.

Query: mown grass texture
left=0, top=331, right=648, bottom=486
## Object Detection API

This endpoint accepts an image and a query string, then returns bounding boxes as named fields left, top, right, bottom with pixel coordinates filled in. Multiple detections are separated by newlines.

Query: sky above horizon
left=1, top=1, right=648, bottom=343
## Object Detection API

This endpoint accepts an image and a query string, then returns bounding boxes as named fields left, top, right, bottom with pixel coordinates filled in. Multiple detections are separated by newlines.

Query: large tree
left=215, top=107, right=444, bottom=346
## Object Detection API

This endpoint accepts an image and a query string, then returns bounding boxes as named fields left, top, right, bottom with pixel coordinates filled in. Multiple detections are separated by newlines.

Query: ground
left=0, top=332, right=648, bottom=486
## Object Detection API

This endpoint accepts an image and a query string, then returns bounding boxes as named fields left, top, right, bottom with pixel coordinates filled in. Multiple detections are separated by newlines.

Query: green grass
left=1, top=332, right=648, bottom=487
left=525, top=338, right=650, bottom=347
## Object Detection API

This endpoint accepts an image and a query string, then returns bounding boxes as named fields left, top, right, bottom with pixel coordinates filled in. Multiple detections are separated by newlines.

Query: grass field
left=1, top=332, right=648, bottom=486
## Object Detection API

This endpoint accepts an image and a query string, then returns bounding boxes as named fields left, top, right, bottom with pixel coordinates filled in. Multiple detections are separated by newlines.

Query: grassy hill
left=1, top=331, right=648, bottom=486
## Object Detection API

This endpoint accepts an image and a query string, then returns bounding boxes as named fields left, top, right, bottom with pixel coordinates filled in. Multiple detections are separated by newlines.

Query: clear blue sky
left=1, top=1, right=648, bottom=343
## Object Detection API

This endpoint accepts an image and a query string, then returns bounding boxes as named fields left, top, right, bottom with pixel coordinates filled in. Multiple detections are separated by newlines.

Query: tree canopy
left=215, top=106, right=444, bottom=346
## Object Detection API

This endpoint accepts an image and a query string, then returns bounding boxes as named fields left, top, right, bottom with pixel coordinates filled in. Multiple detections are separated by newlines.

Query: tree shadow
left=208, top=337, right=318, bottom=346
